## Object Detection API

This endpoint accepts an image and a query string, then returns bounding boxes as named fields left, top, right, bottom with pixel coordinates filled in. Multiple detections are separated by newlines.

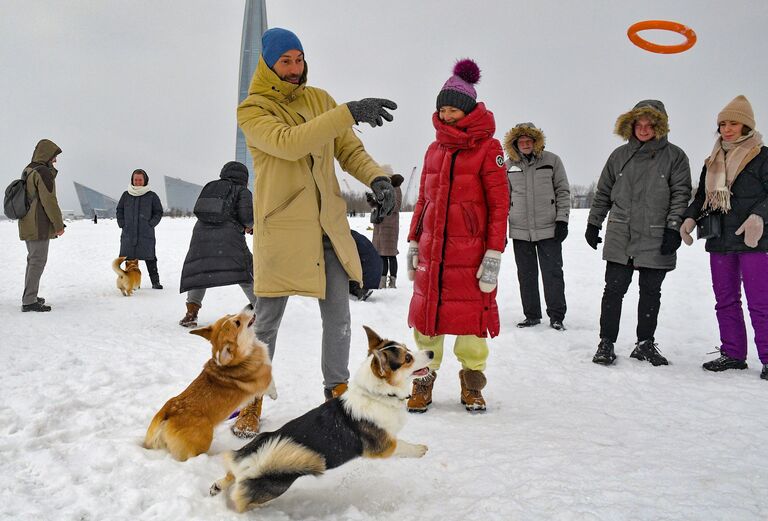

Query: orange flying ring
left=627, top=20, right=696, bottom=54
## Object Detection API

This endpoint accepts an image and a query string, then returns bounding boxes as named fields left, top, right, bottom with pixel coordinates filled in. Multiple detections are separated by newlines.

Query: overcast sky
left=2, top=1, right=767, bottom=213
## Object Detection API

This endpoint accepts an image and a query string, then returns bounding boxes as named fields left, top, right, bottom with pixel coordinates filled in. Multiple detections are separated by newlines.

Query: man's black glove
left=554, top=221, right=569, bottom=242
left=585, top=223, right=602, bottom=250
left=347, top=98, right=397, bottom=127
left=365, top=192, right=377, bottom=208
left=369, top=177, right=395, bottom=224
left=660, top=227, right=682, bottom=255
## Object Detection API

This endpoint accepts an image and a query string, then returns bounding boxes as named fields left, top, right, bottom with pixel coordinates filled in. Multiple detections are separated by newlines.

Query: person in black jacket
left=179, top=161, right=255, bottom=327
left=116, top=169, right=164, bottom=288
left=679, top=95, right=768, bottom=380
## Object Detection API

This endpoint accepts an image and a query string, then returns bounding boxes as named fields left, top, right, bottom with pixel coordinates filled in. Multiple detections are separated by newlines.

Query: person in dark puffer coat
left=116, top=169, right=164, bottom=288
left=406, top=59, right=509, bottom=413
left=586, top=100, right=691, bottom=367
left=179, top=161, right=255, bottom=327
left=679, top=95, right=768, bottom=380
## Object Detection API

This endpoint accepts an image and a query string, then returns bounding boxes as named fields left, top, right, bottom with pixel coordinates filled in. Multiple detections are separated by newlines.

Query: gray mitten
left=370, top=176, right=395, bottom=219
left=476, top=250, right=502, bottom=293
left=407, top=241, right=419, bottom=281
left=347, top=98, right=397, bottom=127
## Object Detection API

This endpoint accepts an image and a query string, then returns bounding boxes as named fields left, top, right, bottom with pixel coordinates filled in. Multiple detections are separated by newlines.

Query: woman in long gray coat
left=586, top=100, right=691, bottom=366
left=178, top=161, right=254, bottom=327
left=371, top=171, right=404, bottom=288
left=116, top=169, right=164, bottom=288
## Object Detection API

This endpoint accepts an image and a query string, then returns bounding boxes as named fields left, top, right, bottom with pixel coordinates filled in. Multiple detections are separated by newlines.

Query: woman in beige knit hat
left=679, top=95, right=768, bottom=380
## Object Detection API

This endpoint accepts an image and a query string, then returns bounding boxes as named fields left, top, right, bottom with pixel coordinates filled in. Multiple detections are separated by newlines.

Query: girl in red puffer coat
left=406, top=59, right=510, bottom=413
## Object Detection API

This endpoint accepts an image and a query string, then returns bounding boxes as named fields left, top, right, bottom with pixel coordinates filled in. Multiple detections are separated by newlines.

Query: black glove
left=365, top=192, right=377, bottom=208
left=660, top=227, right=682, bottom=255
left=347, top=98, right=397, bottom=127
left=370, top=177, right=395, bottom=223
left=554, top=221, right=569, bottom=242
left=585, top=223, right=602, bottom=250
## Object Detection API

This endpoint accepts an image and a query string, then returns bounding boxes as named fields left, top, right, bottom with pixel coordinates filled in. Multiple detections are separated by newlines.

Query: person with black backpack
left=178, top=161, right=255, bottom=327
left=16, top=139, right=65, bottom=312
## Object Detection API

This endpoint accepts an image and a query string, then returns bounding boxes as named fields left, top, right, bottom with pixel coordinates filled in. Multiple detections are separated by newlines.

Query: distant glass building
left=73, top=182, right=118, bottom=218
left=236, top=0, right=268, bottom=188
left=164, top=176, right=203, bottom=214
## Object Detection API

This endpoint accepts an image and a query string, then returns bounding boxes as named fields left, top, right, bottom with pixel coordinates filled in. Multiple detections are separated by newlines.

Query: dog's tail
left=143, top=409, right=167, bottom=451
left=112, top=256, right=127, bottom=277
left=228, top=436, right=326, bottom=512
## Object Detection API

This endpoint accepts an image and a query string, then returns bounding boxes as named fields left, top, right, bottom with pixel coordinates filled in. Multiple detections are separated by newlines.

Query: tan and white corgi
left=112, top=257, right=142, bottom=296
left=144, top=306, right=276, bottom=461
left=210, top=325, right=433, bottom=512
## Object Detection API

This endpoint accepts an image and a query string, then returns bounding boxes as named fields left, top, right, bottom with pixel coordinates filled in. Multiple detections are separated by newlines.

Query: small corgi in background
left=112, top=256, right=142, bottom=296
left=210, top=325, right=432, bottom=512
left=144, top=305, right=276, bottom=461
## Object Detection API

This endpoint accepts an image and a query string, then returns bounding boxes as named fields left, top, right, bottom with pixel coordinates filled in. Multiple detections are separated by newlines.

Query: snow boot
left=323, top=382, right=348, bottom=401
left=407, top=370, right=436, bottom=413
left=550, top=319, right=566, bottom=331
left=388, top=276, right=397, bottom=289
left=231, top=396, right=262, bottom=438
left=761, top=364, right=768, bottom=381
left=592, top=338, right=616, bottom=366
left=379, top=275, right=387, bottom=289
left=516, top=317, right=541, bottom=328
left=630, top=339, right=669, bottom=366
left=22, top=301, right=51, bottom=312
left=459, top=369, right=486, bottom=412
left=179, top=302, right=200, bottom=328
left=702, top=349, right=748, bottom=372
left=147, top=259, right=163, bottom=289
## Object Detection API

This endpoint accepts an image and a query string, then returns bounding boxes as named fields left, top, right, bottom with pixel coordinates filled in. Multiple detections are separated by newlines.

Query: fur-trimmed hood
left=503, top=123, right=545, bottom=161
left=614, top=100, right=669, bottom=141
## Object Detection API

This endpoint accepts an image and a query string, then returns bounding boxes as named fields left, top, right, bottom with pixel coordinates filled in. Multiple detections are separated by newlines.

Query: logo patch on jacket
left=495, top=155, right=504, bottom=167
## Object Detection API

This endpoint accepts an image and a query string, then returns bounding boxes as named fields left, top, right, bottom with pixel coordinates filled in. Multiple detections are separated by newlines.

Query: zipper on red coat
left=436, top=150, right=460, bottom=310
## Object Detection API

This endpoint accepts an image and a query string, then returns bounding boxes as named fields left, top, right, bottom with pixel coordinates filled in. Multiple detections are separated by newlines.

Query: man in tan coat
left=233, top=28, right=396, bottom=436
left=18, top=139, right=65, bottom=312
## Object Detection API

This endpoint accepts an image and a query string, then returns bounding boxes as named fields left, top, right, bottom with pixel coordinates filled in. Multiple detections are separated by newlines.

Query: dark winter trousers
left=23, top=239, right=49, bottom=305
left=512, top=238, right=566, bottom=322
left=252, top=236, right=351, bottom=390
left=381, top=256, right=398, bottom=277
left=144, top=258, right=160, bottom=285
left=710, top=252, right=768, bottom=364
left=599, top=261, right=667, bottom=343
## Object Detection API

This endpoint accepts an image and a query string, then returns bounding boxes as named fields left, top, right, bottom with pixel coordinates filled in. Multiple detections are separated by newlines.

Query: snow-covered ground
left=1, top=209, right=766, bottom=521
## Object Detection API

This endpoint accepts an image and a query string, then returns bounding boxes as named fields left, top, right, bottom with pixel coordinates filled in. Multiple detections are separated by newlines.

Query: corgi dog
left=144, top=305, right=276, bottom=461
left=210, top=326, right=433, bottom=512
left=112, top=257, right=142, bottom=296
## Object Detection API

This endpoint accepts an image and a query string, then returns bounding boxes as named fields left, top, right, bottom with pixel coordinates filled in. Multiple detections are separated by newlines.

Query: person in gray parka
left=178, top=161, right=255, bottom=327
left=116, top=169, right=164, bottom=288
left=586, top=100, right=691, bottom=366
left=504, top=123, right=570, bottom=330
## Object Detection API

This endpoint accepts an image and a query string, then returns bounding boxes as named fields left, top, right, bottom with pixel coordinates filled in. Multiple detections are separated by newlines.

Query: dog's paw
left=231, top=423, right=259, bottom=439
left=209, top=482, right=222, bottom=496
left=266, top=379, right=278, bottom=400
left=414, top=444, right=428, bottom=457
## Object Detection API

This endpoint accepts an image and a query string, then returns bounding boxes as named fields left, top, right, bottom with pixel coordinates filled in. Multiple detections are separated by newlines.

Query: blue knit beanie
left=261, top=28, right=303, bottom=68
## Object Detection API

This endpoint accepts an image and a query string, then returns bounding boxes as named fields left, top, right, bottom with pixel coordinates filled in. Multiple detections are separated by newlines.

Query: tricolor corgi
left=112, top=257, right=141, bottom=296
left=210, top=325, right=433, bottom=512
left=144, top=305, right=276, bottom=461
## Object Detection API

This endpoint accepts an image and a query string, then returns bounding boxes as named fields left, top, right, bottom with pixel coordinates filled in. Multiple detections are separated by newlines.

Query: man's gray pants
left=254, top=236, right=351, bottom=390
left=186, top=282, right=256, bottom=307
left=23, top=239, right=50, bottom=305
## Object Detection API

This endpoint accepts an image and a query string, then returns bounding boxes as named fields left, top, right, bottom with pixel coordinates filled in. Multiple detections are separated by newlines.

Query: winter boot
left=761, top=364, right=768, bottom=381
left=179, top=302, right=201, bottom=328
left=592, top=338, right=616, bottom=366
left=379, top=276, right=388, bottom=289
left=21, top=301, right=51, bottom=312
left=146, top=259, right=163, bottom=289
left=231, top=396, right=263, bottom=438
left=516, top=317, right=541, bottom=328
left=550, top=319, right=566, bottom=331
left=702, top=349, right=748, bottom=372
left=630, top=339, right=669, bottom=366
left=323, top=382, right=348, bottom=401
left=459, top=369, right=487, bottom=412
left=407, top=370, right=437, bottom=413
left=388, top=276, right=397, bottom=289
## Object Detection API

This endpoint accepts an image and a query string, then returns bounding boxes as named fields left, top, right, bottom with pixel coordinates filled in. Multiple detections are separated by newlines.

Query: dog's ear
left=363, top=325, right=384, bottom=353
left=189, top=325, right=213, bottom=341
left=370, top=349, right=388, bottom=377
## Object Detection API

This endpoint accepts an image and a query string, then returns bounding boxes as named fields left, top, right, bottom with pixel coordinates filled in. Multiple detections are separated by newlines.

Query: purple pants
left=710, top=252, right=768, bottom=363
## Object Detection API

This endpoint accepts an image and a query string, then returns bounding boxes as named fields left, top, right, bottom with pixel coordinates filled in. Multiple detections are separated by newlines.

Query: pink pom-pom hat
left=436, top=59, right=481, bottom=113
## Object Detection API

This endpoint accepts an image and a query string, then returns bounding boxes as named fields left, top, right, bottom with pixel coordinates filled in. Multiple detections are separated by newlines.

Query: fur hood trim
left=614, top=100, right=669, bottom=141
left=503, top=123, right=546, bottom=161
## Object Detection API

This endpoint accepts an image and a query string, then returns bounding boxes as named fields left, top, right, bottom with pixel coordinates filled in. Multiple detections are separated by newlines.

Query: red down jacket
left=408, top=103, right=510, bottom=337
